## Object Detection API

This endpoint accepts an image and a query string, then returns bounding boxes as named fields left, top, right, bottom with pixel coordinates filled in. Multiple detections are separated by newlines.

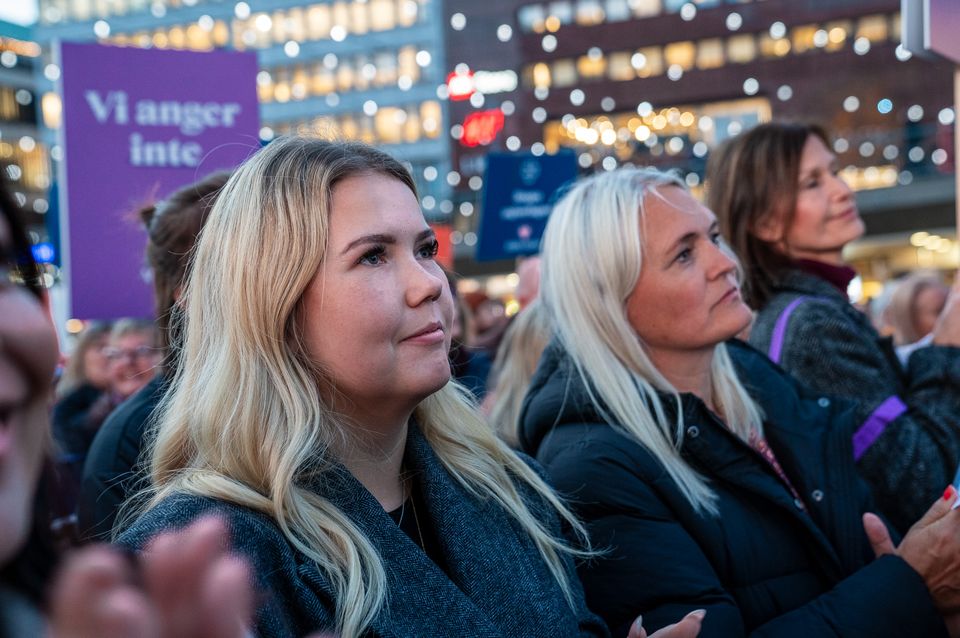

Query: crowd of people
left=3, top=120, right=960, bottom=637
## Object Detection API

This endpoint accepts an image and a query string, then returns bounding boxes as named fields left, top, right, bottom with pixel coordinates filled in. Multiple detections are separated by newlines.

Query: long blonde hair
left=142, top=136, right=586, bottom=637
left=487, top=301, right=552, bottom=447
left=540, top=167, right=764, bottom=515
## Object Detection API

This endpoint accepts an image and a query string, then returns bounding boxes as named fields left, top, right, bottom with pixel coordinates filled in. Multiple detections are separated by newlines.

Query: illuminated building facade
left=444, top=0, right=958, bottom=285
left=31, top=0, right=453, bottom=220
left=0, top=20, right=50, bottom=239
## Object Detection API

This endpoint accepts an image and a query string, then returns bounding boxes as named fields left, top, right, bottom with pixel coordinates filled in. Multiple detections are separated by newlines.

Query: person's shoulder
left=85, top=378, right=166, bottom=468
left=117, top=492, right=287, bottom=556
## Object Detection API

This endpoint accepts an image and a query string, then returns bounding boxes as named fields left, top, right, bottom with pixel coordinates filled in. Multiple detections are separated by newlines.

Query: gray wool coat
left=750, top=269, right=960, bottom=532
left=116, top=425, right=608, bottom=638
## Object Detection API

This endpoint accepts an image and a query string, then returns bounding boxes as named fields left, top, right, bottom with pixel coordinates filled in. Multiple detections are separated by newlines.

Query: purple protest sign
left=59, top=42, right=260, bottom=320
left=927, top=0, right=960, bottom=65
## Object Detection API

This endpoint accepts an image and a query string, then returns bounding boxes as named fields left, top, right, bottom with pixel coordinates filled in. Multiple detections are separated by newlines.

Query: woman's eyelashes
left=674, top=244, right=693, bottom=265
left=356, top=239, right=439, bottom=266
left=357, top=244, right=387, bottom=266
left=418, top=239, right=440, bottom=259
left=673, top=232, right=722, bottom=266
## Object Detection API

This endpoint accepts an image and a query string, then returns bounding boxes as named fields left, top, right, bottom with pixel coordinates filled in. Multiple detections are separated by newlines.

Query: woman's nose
left=405, top=261, right=444, bottom=307
left=709, top=241, right=739, bottom=280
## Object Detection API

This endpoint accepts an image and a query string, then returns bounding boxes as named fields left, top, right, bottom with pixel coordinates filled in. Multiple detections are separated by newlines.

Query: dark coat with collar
left=519, top=338, right=945, bottom=638
left=79, top=374, right=168, bottom=541
left=116, top=424, right=607, bottom=638
left=750, top=269, right=960, bottom=532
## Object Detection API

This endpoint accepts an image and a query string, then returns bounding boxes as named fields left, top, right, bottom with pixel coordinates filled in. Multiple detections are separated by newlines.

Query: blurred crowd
left=4, top=121, right=960, bottom=638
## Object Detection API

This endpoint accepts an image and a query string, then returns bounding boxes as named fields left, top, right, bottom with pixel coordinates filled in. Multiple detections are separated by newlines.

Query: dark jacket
left=52, top=383, right=103, bottom=455
left=750, top=269, right=960, bottom=531
left=117, top=424, right=607, bottom=638
left=520, top=338, right=945, bottom=638
left=78, top=374, right=168, bottom=541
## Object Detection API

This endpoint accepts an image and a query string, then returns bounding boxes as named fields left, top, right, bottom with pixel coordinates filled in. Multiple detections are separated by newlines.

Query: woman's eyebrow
left=340, top=233, right=395, bottom=255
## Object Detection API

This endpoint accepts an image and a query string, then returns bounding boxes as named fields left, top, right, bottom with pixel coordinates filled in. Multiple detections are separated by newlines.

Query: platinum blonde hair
left=540, top=167, right=763, bottom=515
left=140, top=136, right=586, bottom=637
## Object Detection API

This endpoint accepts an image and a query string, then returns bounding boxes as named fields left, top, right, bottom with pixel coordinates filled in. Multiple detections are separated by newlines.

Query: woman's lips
left=402, top=322, right=445, bottom=345
left=715, top=286, right=741, bottom=307
left=834, top=207, right=859, bottom=220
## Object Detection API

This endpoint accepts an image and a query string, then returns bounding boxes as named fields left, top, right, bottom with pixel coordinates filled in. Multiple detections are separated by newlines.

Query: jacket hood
left=518, top=338, right=607, bottom=456
left=518, top=336, right=839, bottom=458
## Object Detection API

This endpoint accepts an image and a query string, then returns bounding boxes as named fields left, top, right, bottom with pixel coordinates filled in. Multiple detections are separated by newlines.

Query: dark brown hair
left=140, top=171, right=230, bottom=359
left=707, top=121, right=830, bottom=308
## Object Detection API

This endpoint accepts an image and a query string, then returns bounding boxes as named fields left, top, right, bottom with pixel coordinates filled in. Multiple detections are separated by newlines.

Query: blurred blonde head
left=540, top=167, right=763, bottom=515
left=885, top=272, right=948, bottom=345
left=58, top=321, right=112, bottom=396
left=487, top=301, right=552, bottom=447
left=140, top=136, right=585, bottom=638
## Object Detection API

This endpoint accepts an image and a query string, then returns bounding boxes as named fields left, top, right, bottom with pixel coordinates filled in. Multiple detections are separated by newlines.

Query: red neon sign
left=446, top=70, right=475, bottom=101
left=461, top=109, right=505, bottom=147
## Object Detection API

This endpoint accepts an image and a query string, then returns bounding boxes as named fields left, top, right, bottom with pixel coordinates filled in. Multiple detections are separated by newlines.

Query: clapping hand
left=50, top=516, right=253, bottom=638
left=627, top=610, right=705, bottom=638
left=864, top=486, right=960, bottom=637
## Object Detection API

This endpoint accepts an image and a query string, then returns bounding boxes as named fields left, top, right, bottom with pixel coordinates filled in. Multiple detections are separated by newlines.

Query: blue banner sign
left=475, top=151, right=577, bottom=261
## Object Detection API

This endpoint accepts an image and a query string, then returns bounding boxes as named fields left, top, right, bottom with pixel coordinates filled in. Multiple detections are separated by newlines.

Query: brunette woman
left=708, top=122, right=960, bottom=531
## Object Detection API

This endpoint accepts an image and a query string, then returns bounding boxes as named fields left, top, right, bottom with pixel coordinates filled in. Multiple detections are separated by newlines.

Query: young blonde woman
left=114, top=138, right=700, bottom=638
left=521, top=167, right=960, bottom=637
left=708, top=122, right=960, bottom=532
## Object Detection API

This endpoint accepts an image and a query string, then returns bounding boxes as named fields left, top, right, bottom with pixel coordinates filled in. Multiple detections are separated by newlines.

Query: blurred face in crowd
left=106, top=330, right=160, bottom=399
left=0, top=213, right=58, bottom=565
left=83, top=333, right=112, bottom=390
left=915, top=284, right=948, bottom=338
left=300, top=173, right=454, bottom=421
left=755, top=134, right=865, bottom=265
left=627, top=187, right=753, bottom=365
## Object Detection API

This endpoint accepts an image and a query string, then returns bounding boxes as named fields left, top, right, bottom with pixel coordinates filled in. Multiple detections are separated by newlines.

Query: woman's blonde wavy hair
left=138, top=136, right=586, bottom=638
left=540, top=167, right=764, bottom=515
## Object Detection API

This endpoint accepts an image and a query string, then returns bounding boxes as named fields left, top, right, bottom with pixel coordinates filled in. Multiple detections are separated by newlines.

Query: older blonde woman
left=522, top=167, right=960, bottom=638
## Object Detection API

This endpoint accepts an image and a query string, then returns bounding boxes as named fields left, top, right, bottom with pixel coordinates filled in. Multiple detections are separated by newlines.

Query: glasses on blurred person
left=103, top=345, right=158, bottom=363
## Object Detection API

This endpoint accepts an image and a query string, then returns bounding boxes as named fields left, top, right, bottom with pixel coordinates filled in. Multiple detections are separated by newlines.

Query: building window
left=576, top=0, right=605, bottom=25
left=664, top=41, right=696, bottom=70
left=311, top=63, right=336, bottom=95
left=518, top=5, right=547, bottom=32
left=577, top=53, right=607, bottom=79
left=608, top=51, right=635, bottom=80
left=857, top=14, right=889, bottom=42
left=727, top=34, right=757, bottom=63
left=553, top=59, right=578, bottom=87
left=421, top=101, right=441, bottom=138
left=825, top=20, right=851, bottom=52
left=696, top=38, right=725, bottom=69
left=605, top=0, right=631, bottom=21
left=630, top=0, right=661, bottom=16
left=635, top=46, right=663, bottom=77
left=376, top=108, right=404, bottom=144
left=792, top=24, right=819, bottom=54
left=547, top=1, right=574, bottom=25
left=532, top=62, right=552, bottom=88
left=307, top=5, right=332, bottom=39
left=759, top=32, right=790, bottom=58
left=371, top=0, right=397, bottom=30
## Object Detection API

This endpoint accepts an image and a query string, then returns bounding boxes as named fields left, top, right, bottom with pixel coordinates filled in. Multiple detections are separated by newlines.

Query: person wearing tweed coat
left=710, top=121, right=960, bottom=532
